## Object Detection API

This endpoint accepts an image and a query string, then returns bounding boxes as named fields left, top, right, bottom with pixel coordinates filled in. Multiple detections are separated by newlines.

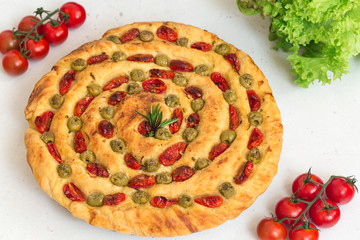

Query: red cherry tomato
left=275, top=197, right=307, bottom=225
left=0, top=30, right=19, bottom=54
left=18, top=16, right=42, bottom=34
left=257, top=217, right=287, bottom=240
left=309, top=198, right=340, bottom=228
left=60, top=2, right=86, bottom=28
left=289, top=222, right=319, bottom=240
left=2, top=49, right=28, bottom=76
left=326, top=177, right=356, bottom=205
left=41, top=21, right=68, bottom=45
left=292, top=172, right=324, bottom=201
left=23, top=38, right=49, bottom=60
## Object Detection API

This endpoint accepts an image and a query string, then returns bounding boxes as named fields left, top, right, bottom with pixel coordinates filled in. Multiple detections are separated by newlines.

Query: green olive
left=182, top=128, right=198, bottom=142
left=41, top=131, right=55, bottom=144
left=132, top=190, right=149, bottom=204
left=71, top=58, right=87, bottom=72
left=100, top=106, right=115, bottom=119
left=194, top=64, right=211, bottom=76
left=142, top=159, right=160, bottom=172
left=223, top=89, right=237, bottom=104
left=57, top=163, right=72, bottom=178
left=219, top=182, right=234, bottom=199
left=194, top=158, right=210, bottom=170
left=156, top=172, right=172, bottom=184
left=240, top=74, right=254, bottom=89
left=80, top=150, right=96, bottom=164
left=176, top=37, right=188, bottom=47
left=87, top=192, right=105, bottom=207
left=110, top=172, right=129, bottom=186
left=191, top=98, right=205, bottom=112
left=215, top=43, right=230, bottom=56
left=50, top=94, right=64, bottom=109
left=246, top=147, right=262, bottom=164
left=220, top=130, right=236, bottom=144
left=126, top=82, right=142, bottom=95
left=67, top=116, right=82, bottom=131
left=130, top=69, right=146, bottom=82
left=110, top=139, right=126, bottom=153
left=248, top=111, right=263, bottom=126
left=155, top=128, right=172, bottom=140
left=87, top=84, right=103, bottom=97
left=139, top=30, right=154, bottom=42
left=155, top=54, right=169, bottom=67
left=178, top=194, right=193, bottom=208
left=165, top=94, right=179, bottom=108
left=172, top=74, right=188, bottom=87
left=111, top=51, right=127, bottom=62
left=106, top=35, right=121, bottom=44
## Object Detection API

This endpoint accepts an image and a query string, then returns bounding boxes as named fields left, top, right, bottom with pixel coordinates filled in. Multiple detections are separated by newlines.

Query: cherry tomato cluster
left=0, top=2, right=86, bottom=76
left=257, top=169, right=357, bottom=240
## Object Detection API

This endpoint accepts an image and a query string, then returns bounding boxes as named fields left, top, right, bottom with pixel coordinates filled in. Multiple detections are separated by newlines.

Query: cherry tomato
left=292, top=172, right=324, bottom=201
left=257, top=217, right=287, bottom=240
left=60, top=2, right=86, bottom=28
left=18, top=16, right=42, bottom=34
left=275, top=197, right=307, bottom=225
left=41, top=21, right=68, bottom=46
left=289, top=222, right=319, bottom=240
left=23, top=38, right=49, bottom=60
left=2, top=49, right=28, bottom=76
left=326, top=177, right=356, bottom=205
left=0, top=30, right=19, bottom=54
left=309, top=198, right=340, bottom=228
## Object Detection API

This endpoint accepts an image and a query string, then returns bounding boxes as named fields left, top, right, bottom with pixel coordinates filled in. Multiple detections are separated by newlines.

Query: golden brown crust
left=24, top=21, right=283, bottom=237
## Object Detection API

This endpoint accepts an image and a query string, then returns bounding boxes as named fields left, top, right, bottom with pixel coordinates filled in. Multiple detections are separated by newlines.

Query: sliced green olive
left=132, top=190, right=149, bottom=204
left=248, top=111, right=263, bottom=126
left=215, top=43, right=230, bottom=56
left=194, top=158, right=210, bottom=170
left=110, top=172, right=129, bottom=186
left=67, top=116, right=82, bottom=131
left=100, top=106, right=115, bottom=119
left=220, top=130, right=236, bottom=144
left=41, top=131, right=55, bottom=144
left=194, top=64, right=211, bottom=76
left=240, top=74, right=254, bottom=89
left=57, top=163, right=72, bottom=178
left=107, top=35, right=121, bottom=44
left=71, top=58, right=87, bottom=72
left=80, top=150, right=96, bottom=164
left=142, top=159, right=160, bottom=172
left=183, top=128, right=198, bottom=142
left=176, top=37, right=188, bottom=47
left=223, top=89, right=237, bottom=104
left=155, top=128, right=172, bottom=140
left=156, top=172, right=172, bottom=184
left=219, top=182, right=234, bottom=199
left=172, top=74, right=188, bottom=87
left=178, top=194, right=193, bottom=208
left=110, top=139, right=126, bottom=153
left=130, top=69, right=146, bottom=82
left=191, top=98, right=205, bottom=112
left=50, top=94, right=64, bottom=109
left=111, top=51, right=127, bottom=62
left=155, top=54, right=169, bottom=67
left=246, top=147, right=262, bottom=164
left=126, top=82, right=142, bottom=95
left=87, top=192, right=105, bottom=207
left=139, top=30, right=154, bottom=42
left=165, top=94, right=179, bottom=108
left=87, top=84, right=103, bottom=97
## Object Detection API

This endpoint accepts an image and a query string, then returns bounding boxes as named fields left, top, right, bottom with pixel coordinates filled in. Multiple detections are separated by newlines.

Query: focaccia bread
left=24, top=22, right=283, bottom=237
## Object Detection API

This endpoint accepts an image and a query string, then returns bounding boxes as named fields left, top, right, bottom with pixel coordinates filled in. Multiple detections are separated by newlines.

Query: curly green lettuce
left=237, top=0, right=360, bottom=87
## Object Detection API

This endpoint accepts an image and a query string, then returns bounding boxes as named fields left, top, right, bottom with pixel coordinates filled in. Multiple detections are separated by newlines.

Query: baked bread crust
left=24, top=22, right=283, bottom=237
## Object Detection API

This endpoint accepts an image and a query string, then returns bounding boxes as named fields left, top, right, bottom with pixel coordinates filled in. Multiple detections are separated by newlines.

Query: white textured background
left=0, top=0, right=359, bottom=239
